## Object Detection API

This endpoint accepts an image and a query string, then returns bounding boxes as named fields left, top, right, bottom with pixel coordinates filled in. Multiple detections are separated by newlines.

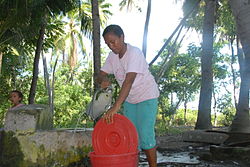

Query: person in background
left=97, top=24, right=159, bottom=167
left=9, top=90, right=24, bottom=109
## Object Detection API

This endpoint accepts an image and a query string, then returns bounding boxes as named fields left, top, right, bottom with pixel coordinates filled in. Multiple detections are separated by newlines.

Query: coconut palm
left=66, top=0, right=111, bottom=72
left=52, top=0, right=111, bottom=87
left=91, top=0, right=101, bottom=90
left=228, top=0, right=250, bottom=133
left=119, top=0, right=151, bottom=57
left=64, top=9, right=87, bottom=73
left=78, top=0, right=111, bottom=90
left=142, top=0, right=151, bottom=57
left=195, top=0, right=216, bottom=130
left=81, top=0, right=112, bottom=38
left=29, top=0, right=80, bottom=104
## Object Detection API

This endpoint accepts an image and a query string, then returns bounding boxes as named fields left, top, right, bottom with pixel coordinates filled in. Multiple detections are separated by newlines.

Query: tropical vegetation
left=0, top=0, right=250, bottom=138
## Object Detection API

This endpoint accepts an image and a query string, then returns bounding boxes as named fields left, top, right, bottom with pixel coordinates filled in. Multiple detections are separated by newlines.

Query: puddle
left=139, top=151, right=200, bottom=166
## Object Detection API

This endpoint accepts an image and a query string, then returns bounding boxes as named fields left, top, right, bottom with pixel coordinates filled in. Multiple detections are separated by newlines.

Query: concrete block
left=4, top=104, right=53, bottom=133
left=0, top=129, right=92, bottom=166
left=182, top=130, right=229, bottom=144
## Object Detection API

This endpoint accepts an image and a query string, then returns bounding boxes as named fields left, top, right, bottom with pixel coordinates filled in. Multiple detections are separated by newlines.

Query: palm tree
left=0, top=0, right=47, bottom=104
left=195, top=0, right=216, bottom=130
left=91, top=0, right=101, bottom=90
left=0, top=0, right=34, bottom=76
left=29, top=0, right=80, bottom=104
left=81, top=0, right=112, bottom=37
left=79, top=0, right=111, bottom=90
left=52, top=0, right=111, bottom=73
left=63, top=9, right=87, bottom=75
left=142, top=0, right=151, bottom=57
left=119, top=0, right=151, bottom=57
left=29, top=15, right=47, bottom=104
left=228, top=0, right=250, bottom=133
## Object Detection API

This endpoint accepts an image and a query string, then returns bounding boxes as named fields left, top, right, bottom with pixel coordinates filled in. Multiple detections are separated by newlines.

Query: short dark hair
left=102, top=24, right=124, bottom=37
left=11, top=90, right=23, bottom=102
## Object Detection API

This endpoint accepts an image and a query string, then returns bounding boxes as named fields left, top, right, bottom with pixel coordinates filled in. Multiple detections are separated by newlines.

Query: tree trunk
left=69, top=31, right=77, bottom=71
left=91, top=0, right=101, bottom=91
left=51, top=52, right=59, bottom=125
left=0, top=52, right=2, bottom=74
left=142, top=0, right=151, bottom=57
left=42, top=51, right=52, bottom=115
left=230, top=39, right=238, bottom=109
left=68, top=32, right=77, bottom=81
left=184, top=99, right=187, bottom=124
left=28, top=18, right=46, bottom=104
left=62, top=49, right=66, bottom=64
left=229, top=0, right=250, bottom=133
left=212, top=88, right=217, bottom=126
left=195, top=0, right=215, bottom=130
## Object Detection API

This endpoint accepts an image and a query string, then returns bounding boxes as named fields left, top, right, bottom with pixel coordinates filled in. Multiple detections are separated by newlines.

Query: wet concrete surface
left=138, top=130, right=250, bottom=167
left=139, top=147, right=246, bottom=167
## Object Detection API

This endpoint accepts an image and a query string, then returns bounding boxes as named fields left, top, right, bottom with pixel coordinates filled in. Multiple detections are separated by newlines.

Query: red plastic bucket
left=89, top=151, right=139, bottom=167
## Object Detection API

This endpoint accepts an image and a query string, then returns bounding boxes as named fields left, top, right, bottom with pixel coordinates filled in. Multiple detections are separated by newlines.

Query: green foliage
left=0, top=0, right=74, bottom=48
left=155, top=111, right=196, bottom=136
left=156, top=106, right=198, bottom=136
left=0, top=48, right=95, bottom=129
left=35, top=64, right=93, bottom=128
left=0, top=49, right=32, bottom=127
left=155, top=43, right=201, bottom=124
left=0, top=0, right=114, bottom=129
left=52, top=82, right=91, bottom=128
left=174, top=109, right=198, bottom=125
left=213, top=42, right=232, bottom=80
left=155, top=120, right=185, bottom=136
left=216, top=0, right=236, bottom=40
left=184, top=0, right=204, bottom=32
left=80, top=0, right=112, bottom=38
left=216, top=93, right=236, bottom=126
left=0, top=0, right=241, bottom=135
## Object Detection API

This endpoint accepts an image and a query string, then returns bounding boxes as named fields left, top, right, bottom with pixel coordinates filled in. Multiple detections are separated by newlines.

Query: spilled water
left=138, top=149, right=242, bottom=167
left=139, top=151, right=200, bottom=167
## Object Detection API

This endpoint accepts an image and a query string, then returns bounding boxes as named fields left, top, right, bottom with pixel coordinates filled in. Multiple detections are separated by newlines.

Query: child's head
left=9, top=90, right=23, bottom=106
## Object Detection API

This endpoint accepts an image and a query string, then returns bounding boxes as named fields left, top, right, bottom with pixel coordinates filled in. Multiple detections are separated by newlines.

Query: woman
left=97, top=24, right=159, bottom=167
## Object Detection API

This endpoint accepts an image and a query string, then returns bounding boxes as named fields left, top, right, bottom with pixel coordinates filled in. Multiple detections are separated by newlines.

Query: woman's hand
left=103, top=104, right=120, bottom=124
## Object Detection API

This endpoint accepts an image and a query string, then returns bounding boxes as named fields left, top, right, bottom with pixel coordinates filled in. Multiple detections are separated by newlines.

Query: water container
left=89, top=151, right=138, bottom=167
